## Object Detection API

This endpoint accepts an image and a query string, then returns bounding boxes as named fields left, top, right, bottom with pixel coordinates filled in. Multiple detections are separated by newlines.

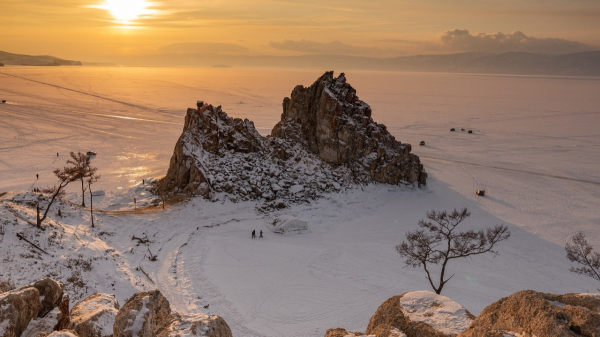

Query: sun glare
left=97, top=0, right=153, bottom=24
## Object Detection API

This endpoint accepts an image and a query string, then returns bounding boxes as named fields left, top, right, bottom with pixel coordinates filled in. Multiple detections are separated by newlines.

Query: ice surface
left=1, top=67, right=600, bottom=337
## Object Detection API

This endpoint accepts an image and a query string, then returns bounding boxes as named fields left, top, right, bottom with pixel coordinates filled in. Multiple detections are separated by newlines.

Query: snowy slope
left=1, top=67, right=600, bottom=337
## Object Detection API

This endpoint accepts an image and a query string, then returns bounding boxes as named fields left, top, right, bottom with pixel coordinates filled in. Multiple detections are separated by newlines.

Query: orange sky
left=1, top=0, right=599, bottom=64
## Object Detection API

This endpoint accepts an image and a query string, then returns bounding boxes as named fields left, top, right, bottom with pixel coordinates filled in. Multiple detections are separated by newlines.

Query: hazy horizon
left=1, top=0, right=600, bottom=66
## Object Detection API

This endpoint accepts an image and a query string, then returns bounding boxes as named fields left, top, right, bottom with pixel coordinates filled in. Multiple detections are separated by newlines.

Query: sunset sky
left=1, top=0, right=599, bottom=64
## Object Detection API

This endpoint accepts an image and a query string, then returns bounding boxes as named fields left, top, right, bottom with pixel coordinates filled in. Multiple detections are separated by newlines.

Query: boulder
left=0, top=287, right=42, bottom=337
left=458, top=290, right=600, bottom=337
left=38, top=330, right=79, bottom=337
left=323, top=328, right=368, bottom=337
left=21, top=278, right=65, bottom=318
left=155, top=313, right=231, bottom=337
left=69, top=293, right=120, bottom=337
left=113, top=290, right=171, bottom=337
left=55, top=295, right=70, bottom=331
left=21, top=308, right=61, bottom=337
left=365, top=291, right=473, bottom=337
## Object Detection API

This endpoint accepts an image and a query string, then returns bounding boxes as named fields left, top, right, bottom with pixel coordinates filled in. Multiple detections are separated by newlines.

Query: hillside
left=0, top=51, right=82, bottom=66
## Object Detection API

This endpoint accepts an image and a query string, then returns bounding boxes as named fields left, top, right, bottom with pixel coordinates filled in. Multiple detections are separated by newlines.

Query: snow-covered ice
left=1, top=67, right=600, bottom=337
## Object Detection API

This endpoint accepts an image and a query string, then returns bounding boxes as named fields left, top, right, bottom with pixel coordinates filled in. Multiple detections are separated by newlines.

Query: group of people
left=252, top=230, right=263, bottom=238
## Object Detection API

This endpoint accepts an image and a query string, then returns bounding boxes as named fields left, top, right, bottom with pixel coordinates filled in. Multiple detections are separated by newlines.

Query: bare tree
left=87, top=173, right=100, bottom=228
left=67, top=152, right=98, bottom=207
left=36, top=167, right=76, bottom=228
left=566, top=232, right=600, bottom=282
left=396, top=208, right=511, bottom=294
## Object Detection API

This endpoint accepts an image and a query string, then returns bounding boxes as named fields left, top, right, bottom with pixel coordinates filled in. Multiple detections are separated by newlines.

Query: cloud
left=159, top=42, right=249, bottom=54
left=439, top=29, right=595, bottom=54
left=269, top=40, right=383, bottom=55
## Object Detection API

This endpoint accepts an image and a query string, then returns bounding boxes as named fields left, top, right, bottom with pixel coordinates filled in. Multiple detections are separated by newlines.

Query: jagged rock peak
left=156, top=71, right=426, bottom=209
left=272, top=71, right=425, bottom=186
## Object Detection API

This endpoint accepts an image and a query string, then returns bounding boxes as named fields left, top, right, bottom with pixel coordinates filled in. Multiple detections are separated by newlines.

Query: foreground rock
left=0, top=287, right=42, bottom=337
left=156, top=72, right=426, bottom=210
left=39, top=331, right=79, bottom=337
left=366, top=291, right=473, bottom=337
left=113, top=290, right=232, bottom=337
left=1, top=279, right=232, bottom=337
left=458, top=290, right=600, bottom=337
left=325, top=291, right=473, bottom=337
left=155, top=313, right=231, bottom=337
left=113, top=291, right=170, bottom=337
left=22, top=279, right=65, bottom=318
left=69, top=293, right=119, bottom=337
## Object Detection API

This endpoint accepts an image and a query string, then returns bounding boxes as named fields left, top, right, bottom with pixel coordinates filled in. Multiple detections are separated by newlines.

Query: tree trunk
left=80, top=179, right=86, bottom=207
left=36, top=204, right=41, bottom=228
left=38, top=182, right=67, bottom=227
left=88, top=181, right=94, bottom=228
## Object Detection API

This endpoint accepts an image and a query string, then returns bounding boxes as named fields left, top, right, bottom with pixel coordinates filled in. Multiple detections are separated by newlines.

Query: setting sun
left=97, top=0, right=153, bottom=23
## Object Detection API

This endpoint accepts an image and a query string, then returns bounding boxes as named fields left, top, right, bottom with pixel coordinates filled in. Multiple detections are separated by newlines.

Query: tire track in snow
left=151, top=214, right=266, bottom=337
left=0, top=71, right=157, bottom=112
left=421, top=155, right=600, bottom=186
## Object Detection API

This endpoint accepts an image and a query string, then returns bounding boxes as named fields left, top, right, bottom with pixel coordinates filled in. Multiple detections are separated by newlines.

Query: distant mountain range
left=0, top=51, right=81, bottom=66
left=183, top=51, right=600, bottom=77
left=1, top=49, right=599, bottom=76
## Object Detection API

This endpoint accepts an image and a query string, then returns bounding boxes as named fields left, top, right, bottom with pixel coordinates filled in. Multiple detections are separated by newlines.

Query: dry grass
left=0, top=278, right=16, bottom=294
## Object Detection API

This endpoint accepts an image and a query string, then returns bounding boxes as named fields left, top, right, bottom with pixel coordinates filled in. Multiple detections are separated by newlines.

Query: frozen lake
left=1, top=66, right=600, bottom=336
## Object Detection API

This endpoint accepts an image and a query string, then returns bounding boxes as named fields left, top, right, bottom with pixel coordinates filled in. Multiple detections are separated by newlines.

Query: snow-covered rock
left=459, top=290, right=600, bottom=337
left=324, top=328, right=377, bottom=336
left=0, top=287, right=42, bottom=337
left=69, top=293, right=120, bottom=337
left=273, top=71, right=426, bottom=186
left=156, top=72, right=426, bottom=210
left=21, top=308, right=60, bottom=337
left=270, top=217, right=309, bottom=234
left=39, top=330, right=79, bottom=337
left=154, top=313, right=231, bottom=337
left=21, top=278, right=65, bottom=318
left=364, top=291, right=474, bottom=337
left=113, top=290, right=171, bottom=337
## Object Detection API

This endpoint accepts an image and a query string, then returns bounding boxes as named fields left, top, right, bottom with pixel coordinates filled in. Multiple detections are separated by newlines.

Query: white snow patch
left=289, top=185, right=304, bottom=194
left=271, top=217, right=309, bottom=234
left=399, top=291, right=472, bottom=335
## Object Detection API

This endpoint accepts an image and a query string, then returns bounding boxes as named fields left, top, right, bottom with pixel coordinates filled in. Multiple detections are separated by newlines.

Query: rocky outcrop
left=113, top=290, right=231, bottom=337
left=323, top=328, right=367, bottom=337
left=458, top=290, right=600, bottom=337
left=39, top=331, right=79, bottom=337
left=365, top=292, right=473, bottom=337
left=21, top=279, right=65, bottom=318
left=22, top=308, right=61, bottom=337
left=272, top=72, right=425, bottom=185
left=69, top=293, right=119, bottom=337
left=154, top=313, right=231, bottom=337
left=1, top=281, right=231, bottom=337
left=157, top=72, right=426, bottom=209
left=0, top=287, right=42, bottom=337
left=55, top=295, right=70, bottom=331
left=325, top=291, right=473, bottom=337
left=113, top=291, right=170, bottom=337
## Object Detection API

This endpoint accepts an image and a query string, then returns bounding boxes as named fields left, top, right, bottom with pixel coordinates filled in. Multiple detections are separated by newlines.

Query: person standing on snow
left=252, top=230, right=256, bottom=238
left=259, top=230, right=263, bottom=238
